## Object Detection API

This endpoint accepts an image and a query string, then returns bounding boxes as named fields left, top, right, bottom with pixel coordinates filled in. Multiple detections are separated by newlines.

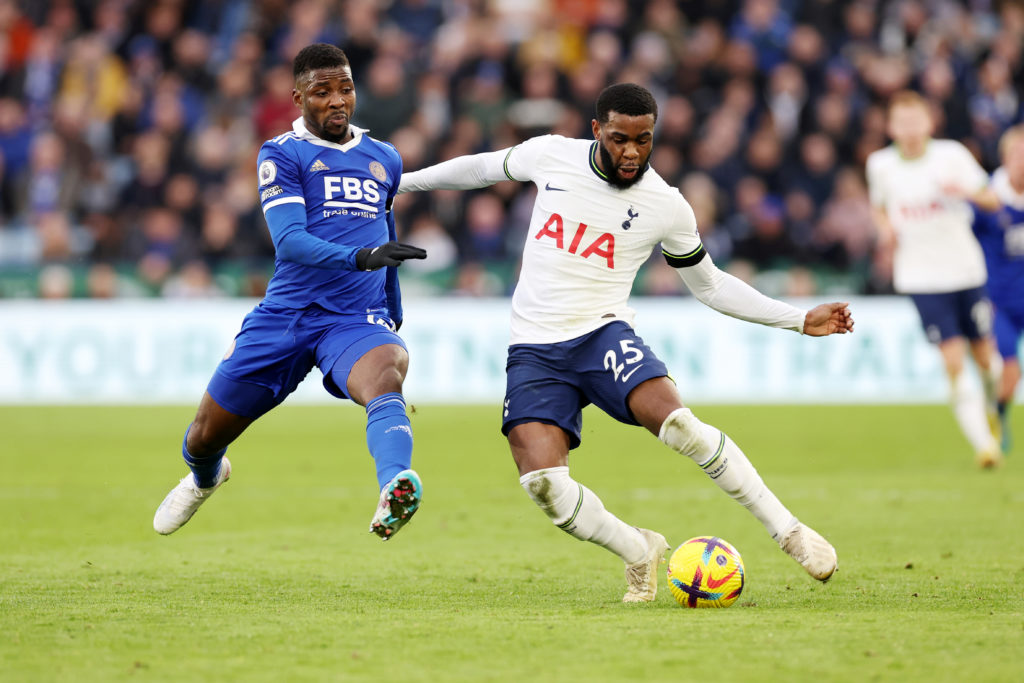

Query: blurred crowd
left=0, top=0, right=1022, bottom=300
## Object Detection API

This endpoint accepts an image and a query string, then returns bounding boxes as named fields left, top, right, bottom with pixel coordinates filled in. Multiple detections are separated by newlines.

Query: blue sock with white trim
left=365, top=392, right=413, bottom=489
left=182, top=427, right=226, bottom=489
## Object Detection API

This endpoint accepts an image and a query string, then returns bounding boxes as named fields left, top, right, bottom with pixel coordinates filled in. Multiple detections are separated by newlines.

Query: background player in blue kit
left=973, top=124, right=1024, bottom=454
left=153, top=44, right=427, bottom=541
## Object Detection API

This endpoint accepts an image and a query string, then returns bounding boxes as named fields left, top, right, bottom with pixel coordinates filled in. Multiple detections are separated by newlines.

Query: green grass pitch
left=1, top=404, right=1021, bottom=682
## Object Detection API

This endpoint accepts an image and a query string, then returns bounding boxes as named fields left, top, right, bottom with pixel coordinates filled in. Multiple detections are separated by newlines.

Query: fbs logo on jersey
left=310, top=159, right=329, bottom=172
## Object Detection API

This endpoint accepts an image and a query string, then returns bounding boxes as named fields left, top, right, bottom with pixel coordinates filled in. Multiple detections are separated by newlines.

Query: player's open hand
left=803, top=302, right=854, bottom=336
left=356, top=241, right=428, bottom=270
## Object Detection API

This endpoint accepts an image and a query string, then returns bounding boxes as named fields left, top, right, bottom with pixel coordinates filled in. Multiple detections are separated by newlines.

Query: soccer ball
left=666, top=536, right=745, bottom=608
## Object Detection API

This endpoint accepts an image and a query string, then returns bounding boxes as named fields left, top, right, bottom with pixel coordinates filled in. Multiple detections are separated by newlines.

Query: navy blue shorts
left=501, top=321, right=669, bottom=449
left=207, top=302, right=405, bottom=419
left=909, top=287, right=993, bottom=344
left=993, top=305, right=1024, bottom=360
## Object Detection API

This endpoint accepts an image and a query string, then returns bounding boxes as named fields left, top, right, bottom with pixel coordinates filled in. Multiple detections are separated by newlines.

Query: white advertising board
left=0, top=297, right=1017, bottom=404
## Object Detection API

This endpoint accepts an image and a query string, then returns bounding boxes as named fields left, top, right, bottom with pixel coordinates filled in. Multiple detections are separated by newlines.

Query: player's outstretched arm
left=802, top=302, right=854, bottom=337
left=399, top=149, right=515, bottom=194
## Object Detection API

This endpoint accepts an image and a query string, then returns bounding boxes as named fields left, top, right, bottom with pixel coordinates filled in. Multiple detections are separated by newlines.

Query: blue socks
left=365, top=392, right=413, bottom=489
left=182, top=427, right=226, bottom=489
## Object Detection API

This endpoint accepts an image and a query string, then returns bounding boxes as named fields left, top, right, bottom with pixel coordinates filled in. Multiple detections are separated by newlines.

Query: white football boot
left=153, top=457, right=231, bottom=535
left=623, top=528, right=670, bottom=603
left=779, top=522, right=837, bottom=581
left=369, top=469, right=422, bottom=541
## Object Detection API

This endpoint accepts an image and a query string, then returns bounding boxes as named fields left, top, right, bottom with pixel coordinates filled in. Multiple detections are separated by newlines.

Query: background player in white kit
left=399, top=83, right=854, bottom=602
left=867, top=91, right=1004, bottom=468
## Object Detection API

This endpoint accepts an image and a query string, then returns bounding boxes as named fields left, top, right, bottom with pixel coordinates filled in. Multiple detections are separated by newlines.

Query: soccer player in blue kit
left=973, top=124, right=1024, bottom=454
left=153, top=44, right=427, bottom=541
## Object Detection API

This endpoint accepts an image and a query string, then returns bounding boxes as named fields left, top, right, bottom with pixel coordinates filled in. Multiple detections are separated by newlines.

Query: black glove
left=355, top=241, right=427, bottom=270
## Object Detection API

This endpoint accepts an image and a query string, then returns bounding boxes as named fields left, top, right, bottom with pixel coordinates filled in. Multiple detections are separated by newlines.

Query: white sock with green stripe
left=659, top=408, right=795, bottom=540
left=519, top=466, right=647, bottom=564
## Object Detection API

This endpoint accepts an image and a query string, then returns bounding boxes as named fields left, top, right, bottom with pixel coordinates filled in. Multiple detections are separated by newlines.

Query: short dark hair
left=595, top=83, right=658, bottom=124
left=293, top=43, right=350, bottom=81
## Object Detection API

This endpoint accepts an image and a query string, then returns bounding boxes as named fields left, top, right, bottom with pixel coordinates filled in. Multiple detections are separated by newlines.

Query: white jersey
left=399, top=134, right=807, bottom=345
left=866, top=139, right=989, bottom=294
left=500, top=135, right=700, bottom=343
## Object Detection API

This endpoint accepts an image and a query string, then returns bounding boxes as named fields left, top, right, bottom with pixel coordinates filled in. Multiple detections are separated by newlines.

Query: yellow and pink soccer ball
left=666, top=536, right=745, bottom=608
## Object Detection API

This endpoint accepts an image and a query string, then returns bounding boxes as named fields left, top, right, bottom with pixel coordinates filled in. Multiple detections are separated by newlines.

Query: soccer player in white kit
left=867, top=91, right=1004, bottom=468
left=400, top=83, right=853, bottom=602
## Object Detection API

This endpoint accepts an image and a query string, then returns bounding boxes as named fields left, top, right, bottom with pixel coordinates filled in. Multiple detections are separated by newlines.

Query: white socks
left=519, top=466, right=647, bottom=564
left=980, top=354, right=1002, bottom=406
left=950, top=372, right=999, bottom=453
left=659, top=407, right=796, bottom=540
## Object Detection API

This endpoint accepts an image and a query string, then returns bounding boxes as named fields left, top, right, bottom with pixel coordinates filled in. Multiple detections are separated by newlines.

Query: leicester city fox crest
left=369, top=161, right=387, bottom=182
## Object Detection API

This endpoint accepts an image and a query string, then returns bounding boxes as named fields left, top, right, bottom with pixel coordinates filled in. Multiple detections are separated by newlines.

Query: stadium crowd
left=0, top=0, right=1021, bottom=299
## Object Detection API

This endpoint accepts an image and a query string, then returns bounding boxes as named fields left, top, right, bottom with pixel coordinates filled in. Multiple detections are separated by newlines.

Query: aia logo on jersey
left=622, top=206, right=639, bottom=230
left=534, top=212, right=615, bottom=268
left=899, top=200, right=946, bottom=221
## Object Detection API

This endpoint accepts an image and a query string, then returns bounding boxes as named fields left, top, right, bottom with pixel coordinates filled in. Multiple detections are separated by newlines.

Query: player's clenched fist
left=356, top=241, right=428, bottom=270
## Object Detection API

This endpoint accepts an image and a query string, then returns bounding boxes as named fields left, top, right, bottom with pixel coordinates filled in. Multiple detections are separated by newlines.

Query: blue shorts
left=993, top=305, right=1024, bottom=360
left=909, top=287, right=993, bottom=344
left=207, top=302, right=405, bottom=419
left=501, top=321, right=669, bottom=449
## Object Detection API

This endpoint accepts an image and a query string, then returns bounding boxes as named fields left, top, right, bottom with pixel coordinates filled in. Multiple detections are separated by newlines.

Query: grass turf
left=1, top=404, right=1021, bottom=682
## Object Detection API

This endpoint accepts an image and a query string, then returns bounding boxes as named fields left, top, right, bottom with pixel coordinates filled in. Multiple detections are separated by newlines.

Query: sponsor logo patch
left=260, top=185, right=284, bottom=201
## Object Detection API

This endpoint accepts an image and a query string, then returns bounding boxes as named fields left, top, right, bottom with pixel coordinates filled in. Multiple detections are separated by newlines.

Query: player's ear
left=292, top=88, right=302, bottom=108
left=591, top=119, right=601, bottom=140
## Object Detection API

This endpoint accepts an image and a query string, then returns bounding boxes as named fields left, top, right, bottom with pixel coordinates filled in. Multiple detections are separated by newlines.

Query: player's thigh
left=208, top=303, right=317, bottom=420
left=507, top=422, right=572, bottom=476
left=317, top=318, right=407, bottom=405
left=937, top=336, right=968, bottom=377
left=993, top=307, right=1023, bottom=360
left=955, top=287, right=994, bottom=341
left=345, top=343, right=409, bottom=405
left=627, top=376, right=687, bottom=436
left=577, top=322, right=671, bottom=428
left=910, top=292, right=962, bottom=345
left=502, top=343, right=585, bottom=450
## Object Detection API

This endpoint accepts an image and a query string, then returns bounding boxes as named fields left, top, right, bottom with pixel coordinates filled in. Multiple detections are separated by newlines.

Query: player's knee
left=185, top=422, right=217, bottom=458
left=520, top=467, right=577, bottom=526
left=658, top=407, right=721, bottom=462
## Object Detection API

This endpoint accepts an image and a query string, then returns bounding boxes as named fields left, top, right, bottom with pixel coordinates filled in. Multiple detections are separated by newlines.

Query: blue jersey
left=257, top=118, right=403, bottom=319
left=973, top=169, right=1024, bottom=316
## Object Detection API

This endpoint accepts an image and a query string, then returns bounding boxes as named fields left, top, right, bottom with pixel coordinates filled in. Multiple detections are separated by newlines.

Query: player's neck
left=896, top=139, right=928, bottom=160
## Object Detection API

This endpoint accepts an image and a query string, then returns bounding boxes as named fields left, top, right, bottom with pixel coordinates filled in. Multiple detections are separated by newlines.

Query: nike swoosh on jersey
left=544, top=182, right=567, bottom=192
left=620, top=364, right=645, bottom=383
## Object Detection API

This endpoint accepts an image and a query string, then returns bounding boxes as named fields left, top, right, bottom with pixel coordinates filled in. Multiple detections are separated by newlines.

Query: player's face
left=1003, top=137, right=1024, bottom=190
left=591, top=111, right=655, bottom=189
left=887, top=104, right=932, bottom=156
left=294, top=66, right=356, bottom=144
